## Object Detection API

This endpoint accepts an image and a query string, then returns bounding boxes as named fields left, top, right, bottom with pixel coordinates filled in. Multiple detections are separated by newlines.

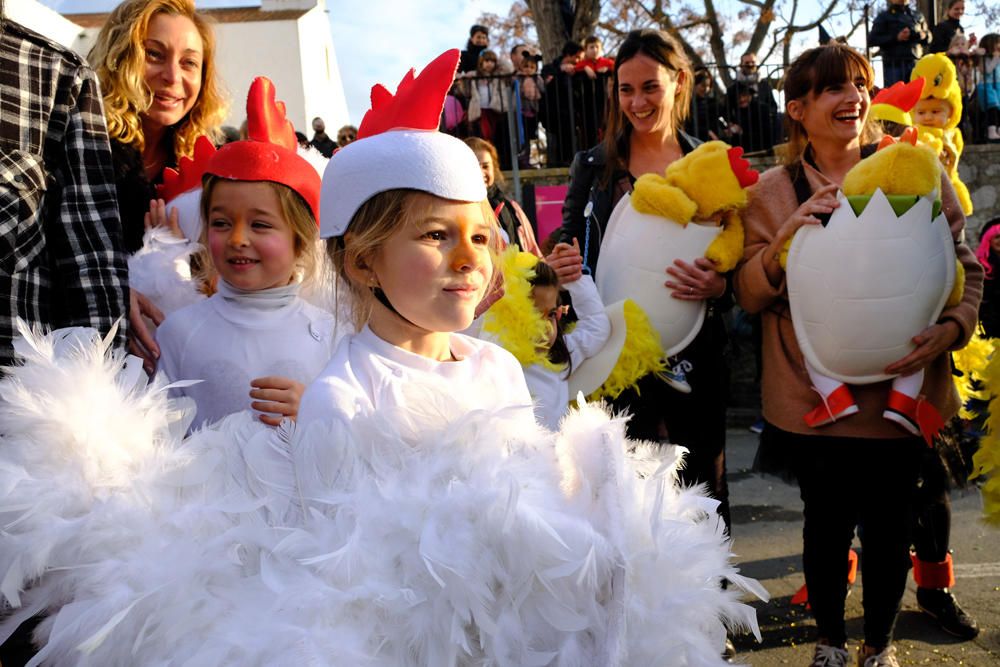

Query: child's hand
left=144, top=198, right=184, bottom=239
left=250, top=376, right=306, bottom=426
left=546, top=238, right=584, bottom=284
left=583, top=66, right=597, bottom=80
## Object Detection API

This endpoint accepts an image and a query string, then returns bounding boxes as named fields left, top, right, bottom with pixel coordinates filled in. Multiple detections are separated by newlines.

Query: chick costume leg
left=803, top=361, right=859, bottom=427
left=883, top=370, right=926, bottom=436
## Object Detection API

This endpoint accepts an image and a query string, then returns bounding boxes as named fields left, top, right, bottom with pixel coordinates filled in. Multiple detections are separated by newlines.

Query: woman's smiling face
left=617, top=53, right=681, bottom=136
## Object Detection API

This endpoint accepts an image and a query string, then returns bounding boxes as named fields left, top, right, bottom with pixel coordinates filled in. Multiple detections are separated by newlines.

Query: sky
left=36, top=0, right=993, bottom=122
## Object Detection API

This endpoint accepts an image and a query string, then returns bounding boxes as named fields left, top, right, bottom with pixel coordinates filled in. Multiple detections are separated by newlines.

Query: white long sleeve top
left=523, top=276, right=611, bottom=430
left=156, top=282, right=338, bottom=428
left=298, top=325, right=533, bottom=428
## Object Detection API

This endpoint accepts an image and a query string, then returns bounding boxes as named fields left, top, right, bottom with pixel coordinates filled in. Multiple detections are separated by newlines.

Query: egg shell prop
left=595, top=193, right=723, bottom=356
left=786, top=188, right=955, bottom=384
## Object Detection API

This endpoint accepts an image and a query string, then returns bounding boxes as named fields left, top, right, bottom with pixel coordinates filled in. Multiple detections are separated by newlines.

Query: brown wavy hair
left=89, top=0, right=227, bottom=159
left=601, top=29, right=693, bottom=186
left=782, top=43, right=877, bottom=165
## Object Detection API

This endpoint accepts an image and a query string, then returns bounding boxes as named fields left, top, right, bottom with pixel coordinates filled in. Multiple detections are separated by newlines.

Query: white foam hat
left=319, top=50, right=486, bottom=239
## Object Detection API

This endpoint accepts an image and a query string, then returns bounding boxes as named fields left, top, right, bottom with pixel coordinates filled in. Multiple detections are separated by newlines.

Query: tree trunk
left=526, top=0, right=601, bottom=63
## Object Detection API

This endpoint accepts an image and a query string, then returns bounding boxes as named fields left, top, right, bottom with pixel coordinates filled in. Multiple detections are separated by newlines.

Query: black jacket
left=869, top=3, right=929, bottom=63
left=111, top=139, right=167, bottom=255
left=930, top=17, right=963, bottom=54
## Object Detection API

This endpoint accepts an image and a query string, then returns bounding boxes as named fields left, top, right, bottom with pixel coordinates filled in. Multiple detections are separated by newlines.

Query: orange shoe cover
left=884, top=391, right=945, bottom=446
left=791, top=549, right=858, bottom=607
left=912, top=551, right=955, bottom=589
left=805, top=385, right=858, bottom=428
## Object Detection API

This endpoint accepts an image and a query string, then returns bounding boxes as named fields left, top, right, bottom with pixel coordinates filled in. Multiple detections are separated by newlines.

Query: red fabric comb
left=357, top=50, right=460, bottom=139
left=156, top=135, right=217, bottom=202
left=246, top=77, right=297, bottom=152
left=727, top=146, right=759, bottom=189
left=871, top=77, right=924, bottom=113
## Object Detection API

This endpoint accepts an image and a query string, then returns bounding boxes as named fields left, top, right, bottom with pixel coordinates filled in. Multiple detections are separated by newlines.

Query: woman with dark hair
left=735, top=43, right=982, bottom=667
left=558, top=29, right=734, bottom=546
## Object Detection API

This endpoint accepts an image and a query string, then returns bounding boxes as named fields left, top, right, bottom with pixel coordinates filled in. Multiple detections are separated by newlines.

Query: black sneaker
left=916, top=587, right=980, bottom=639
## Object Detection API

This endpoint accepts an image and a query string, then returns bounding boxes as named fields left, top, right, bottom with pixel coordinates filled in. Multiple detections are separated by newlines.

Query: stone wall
left=959, top=144, right=1000, bottom=239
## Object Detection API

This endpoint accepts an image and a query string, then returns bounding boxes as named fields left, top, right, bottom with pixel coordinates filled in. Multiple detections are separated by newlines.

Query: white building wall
left=295, top=3, right=350, bottom=133
left=6, top=0, right=83, bottom=50
left=213, top=20, right=307, bottom=132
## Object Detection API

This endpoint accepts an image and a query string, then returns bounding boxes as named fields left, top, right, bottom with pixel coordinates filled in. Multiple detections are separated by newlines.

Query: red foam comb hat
left=870, top=77, right=924, bottom=126
left=320, top=50, right=486, bottom=238
left=205, top=77, right=321, bottom=222
left=157, top=135, right=217, bottom=203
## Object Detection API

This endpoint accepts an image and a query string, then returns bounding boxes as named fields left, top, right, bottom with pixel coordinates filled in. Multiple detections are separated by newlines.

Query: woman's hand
left=250, top=376, right=306, bottom=426
left=546, top=238, right=584, bottom=285
left=665, top=257, right=726, bottom=300
left=763, top=183, right=840, bottom=286
left=128, top=289, right=164, bottom=374
left=774, top=183, right=840, bottom=248
left=884, top=321, right=961, bottom=376
left=144, top=198, right=184, bottom=239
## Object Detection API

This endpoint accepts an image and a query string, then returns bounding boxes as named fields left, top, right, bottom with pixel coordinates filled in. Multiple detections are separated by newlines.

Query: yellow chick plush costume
left=911, top=53, right=973, bottom=215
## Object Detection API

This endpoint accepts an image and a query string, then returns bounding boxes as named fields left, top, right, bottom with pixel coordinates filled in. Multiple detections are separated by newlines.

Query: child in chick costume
left=910, top=53, right=974, bottom=215
left=0, top=52, right=768, bottom=665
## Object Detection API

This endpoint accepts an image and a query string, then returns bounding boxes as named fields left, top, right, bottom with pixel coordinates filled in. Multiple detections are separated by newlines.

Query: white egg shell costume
left=787, top=188, right=955, bottom=384
left=596, top=193, right=722, bottom=356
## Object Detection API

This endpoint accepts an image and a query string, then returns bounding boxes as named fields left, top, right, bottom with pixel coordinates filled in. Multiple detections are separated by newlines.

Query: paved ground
left=724, top=428, right=1000, bottom=666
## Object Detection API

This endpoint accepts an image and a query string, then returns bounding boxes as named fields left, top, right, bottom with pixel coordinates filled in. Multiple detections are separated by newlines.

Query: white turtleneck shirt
left=297, top=325, right=533, bottom=428
left=156, top=281, right=339, bottom=428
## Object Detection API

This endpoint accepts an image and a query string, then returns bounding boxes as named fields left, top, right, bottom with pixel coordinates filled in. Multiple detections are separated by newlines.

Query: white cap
left=319, top=130, right=487, bottom=239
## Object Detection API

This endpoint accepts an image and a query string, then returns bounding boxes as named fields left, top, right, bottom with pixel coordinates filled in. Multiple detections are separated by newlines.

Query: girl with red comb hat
left=155, top=77, right=336, bottom=429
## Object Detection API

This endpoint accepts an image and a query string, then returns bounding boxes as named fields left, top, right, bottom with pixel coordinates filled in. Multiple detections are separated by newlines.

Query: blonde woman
left=89, top=0, right=227, bottom=367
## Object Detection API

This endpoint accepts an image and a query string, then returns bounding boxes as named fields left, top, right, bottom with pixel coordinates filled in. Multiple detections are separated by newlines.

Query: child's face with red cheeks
left=364, top=194, right=493, bottom=359
left=207, top=180, right=298, bottom=291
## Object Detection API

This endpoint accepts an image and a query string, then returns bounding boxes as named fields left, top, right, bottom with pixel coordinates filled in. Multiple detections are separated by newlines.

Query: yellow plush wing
left=704, top=210, right=745, bottom=272
left=631, top=174, right=697, bottom=225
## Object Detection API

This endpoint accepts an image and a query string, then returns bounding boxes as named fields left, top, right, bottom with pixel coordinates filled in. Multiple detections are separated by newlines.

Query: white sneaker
left=810, top=643, right=850, bottom=667
left=858, top=644, right=900, bottom=667
left=989, top=125, right=1000, bottom=141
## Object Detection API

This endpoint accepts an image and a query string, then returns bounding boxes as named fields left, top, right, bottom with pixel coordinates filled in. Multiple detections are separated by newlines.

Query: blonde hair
left=782, top=44, right=878, bottom=165
left=327, top=190, right=501, bottom=331
left=89, top=0, right=227, bottom=158
left=197, top=176, right=320, bottom=293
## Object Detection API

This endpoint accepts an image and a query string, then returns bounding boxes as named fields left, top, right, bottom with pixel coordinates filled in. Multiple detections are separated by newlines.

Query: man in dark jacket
left=869, top=0, right=929, bottom=85
left=309, top=117, right=336, bottom=158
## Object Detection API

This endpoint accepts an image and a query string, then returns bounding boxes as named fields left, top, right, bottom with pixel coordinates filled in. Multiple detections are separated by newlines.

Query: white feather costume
left=0, top=323, right=767, bottom=666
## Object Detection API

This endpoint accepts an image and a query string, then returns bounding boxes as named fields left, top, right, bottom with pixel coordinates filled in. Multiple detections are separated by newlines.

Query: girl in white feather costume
left=0, top=50, right=767, bottom=666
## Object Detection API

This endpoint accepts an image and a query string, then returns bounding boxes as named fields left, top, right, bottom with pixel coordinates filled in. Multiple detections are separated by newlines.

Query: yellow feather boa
left=953, top=330, right=1000, bottom=526
left=585, top=300, right=667, bottom=403
left=481, top=249, right=561, bottom=371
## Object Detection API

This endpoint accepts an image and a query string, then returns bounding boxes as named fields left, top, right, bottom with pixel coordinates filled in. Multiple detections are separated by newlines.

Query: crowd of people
left=0, top=0, right=997, bottom=665
left=443, top=2, right=999, bottom=171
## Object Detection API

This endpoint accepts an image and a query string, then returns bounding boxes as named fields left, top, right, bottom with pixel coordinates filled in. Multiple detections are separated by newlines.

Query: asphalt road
left=723, top=428, right=1000, bottom=666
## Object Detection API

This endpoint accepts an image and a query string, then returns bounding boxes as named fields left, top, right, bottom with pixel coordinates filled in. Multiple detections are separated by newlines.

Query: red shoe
left=804, top=385, right=858, bottom=428
left=883, top=391, right=945, bottom=446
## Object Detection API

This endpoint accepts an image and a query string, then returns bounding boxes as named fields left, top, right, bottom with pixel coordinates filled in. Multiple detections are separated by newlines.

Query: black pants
left=771, top=425, right=923, bottom=648
left=611, top=323, right=731, bottom=534
left=912, top=446, right=952, bottom=564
